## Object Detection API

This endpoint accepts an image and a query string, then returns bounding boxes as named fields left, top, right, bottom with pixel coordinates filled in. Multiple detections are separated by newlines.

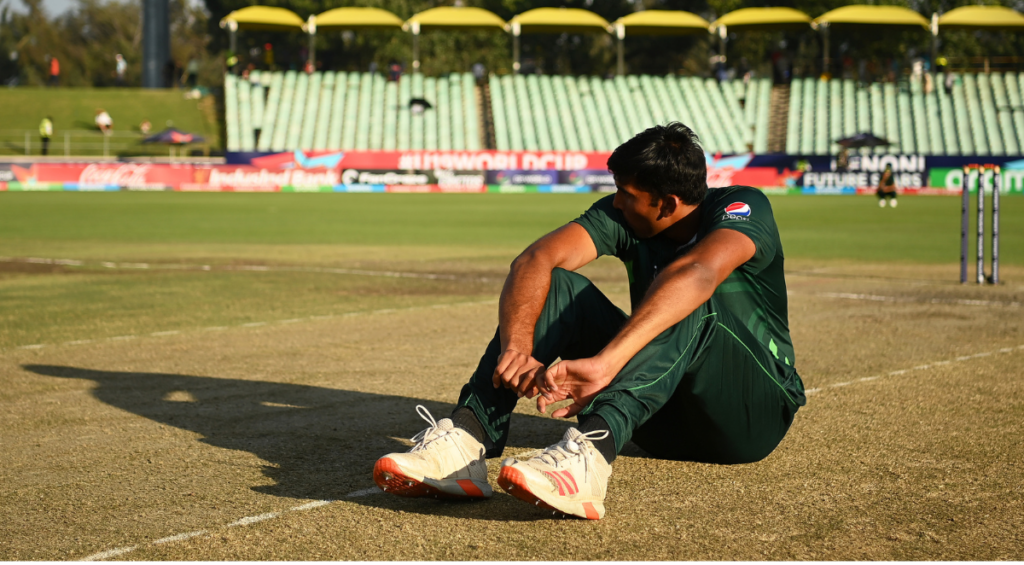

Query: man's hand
left=535, top=357, right=615, bottom=418
left=492, top=348, right=545, bottom=397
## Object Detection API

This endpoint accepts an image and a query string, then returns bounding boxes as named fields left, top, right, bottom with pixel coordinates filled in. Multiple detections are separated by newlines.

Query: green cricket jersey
left=573, top=186, right=798, bottom=371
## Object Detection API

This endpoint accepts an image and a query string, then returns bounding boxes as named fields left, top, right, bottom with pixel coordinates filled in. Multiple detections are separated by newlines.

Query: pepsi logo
left=725, top=202, right=751, bottom=217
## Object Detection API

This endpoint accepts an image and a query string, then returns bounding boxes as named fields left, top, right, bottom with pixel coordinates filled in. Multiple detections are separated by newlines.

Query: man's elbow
left=509, top=247, right=553, bottom=274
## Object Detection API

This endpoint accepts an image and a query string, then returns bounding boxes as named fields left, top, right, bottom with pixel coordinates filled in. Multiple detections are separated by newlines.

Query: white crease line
left=346, top=487, right=381, bottom=498
left=227, top=512, right=280, bottom=527
left=800, top=291, right=1022, bottom=308
left=153, top=530, right=207, bottom=545
left=291, top=500, right=332, bottom=511
left=81, top=545, right=139, bottom=561
left=806, top=343, right=1023, bottom=397
left=1, top=256, right=496, bottom=282
left=79, top=496, right=345, bottom=560
left=5, top=300, right=497, bottom=354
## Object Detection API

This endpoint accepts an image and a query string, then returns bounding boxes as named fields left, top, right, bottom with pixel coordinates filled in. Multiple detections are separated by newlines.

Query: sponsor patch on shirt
left=723, top=202, right=751, bottom=220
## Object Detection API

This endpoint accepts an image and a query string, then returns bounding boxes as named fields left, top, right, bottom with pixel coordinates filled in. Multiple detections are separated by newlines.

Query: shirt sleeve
left=571, top=195, right=634, bottom=260
left=706, top=188, right=779, bottom=273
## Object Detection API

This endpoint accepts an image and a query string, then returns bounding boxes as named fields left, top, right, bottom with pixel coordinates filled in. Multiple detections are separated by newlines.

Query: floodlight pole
left=512, top=21, right=521, bottom=75
left=306, top=16, right=317, bottom=71
left=615, top=23, right=625, bottom=76
left=930, top=13, right=939, bottom=68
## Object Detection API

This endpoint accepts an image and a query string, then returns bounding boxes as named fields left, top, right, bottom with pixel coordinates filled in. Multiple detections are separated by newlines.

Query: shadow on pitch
left=24, top=364, right=599, bottom=521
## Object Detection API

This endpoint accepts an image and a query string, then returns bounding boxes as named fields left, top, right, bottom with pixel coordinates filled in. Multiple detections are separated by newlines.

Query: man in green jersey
left=374, top=122, right=805, bottom=520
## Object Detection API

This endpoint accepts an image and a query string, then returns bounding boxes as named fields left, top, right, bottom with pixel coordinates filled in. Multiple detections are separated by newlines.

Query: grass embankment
left=0, top=193, right=1019, bottom=349
left=0, top=88, right=219, bottom=156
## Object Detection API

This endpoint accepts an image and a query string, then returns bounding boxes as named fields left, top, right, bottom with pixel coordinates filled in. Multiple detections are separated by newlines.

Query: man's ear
left=656, top=194, right=681, bottom=220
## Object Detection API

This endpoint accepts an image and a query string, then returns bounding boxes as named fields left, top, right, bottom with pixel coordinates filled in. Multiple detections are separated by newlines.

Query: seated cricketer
left=373, top=122, right=806, bottom=520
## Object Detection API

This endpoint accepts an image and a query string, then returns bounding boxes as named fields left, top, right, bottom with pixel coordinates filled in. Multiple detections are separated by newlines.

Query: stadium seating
left=228, top=70, right=483, bottom=152
left=225, top=69, right=1024, bottom=156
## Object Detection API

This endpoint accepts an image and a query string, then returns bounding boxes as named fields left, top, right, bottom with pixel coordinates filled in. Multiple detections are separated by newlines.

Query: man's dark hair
left=606, top=122, right=707, bottom=204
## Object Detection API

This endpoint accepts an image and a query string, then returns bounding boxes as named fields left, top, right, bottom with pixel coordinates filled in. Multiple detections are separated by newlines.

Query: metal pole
left=512, top=22, right=520, bottom=75
left=822, top=24, right=830, bottom=76
left=615, top=23, right=625, bottom=77
left=977, top=166, right=986, bottom=284
left=992, top=166, right=1000, bottom=284
left=25, top=131, right=29, bottom=155
left=960, top=166, right=970, bottom=283
left=411, top=22, right=420, bottom=71
left=306, top=16, right=316, bottom=71
left=930, top=13, right=939, bottom=69
left=718, top=25, right=727, bottom=66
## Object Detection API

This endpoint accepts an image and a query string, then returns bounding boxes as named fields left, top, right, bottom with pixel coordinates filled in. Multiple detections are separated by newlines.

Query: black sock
left=451, top=407, right=488, bottom=446
left=577, top=415, right=617, bottom=464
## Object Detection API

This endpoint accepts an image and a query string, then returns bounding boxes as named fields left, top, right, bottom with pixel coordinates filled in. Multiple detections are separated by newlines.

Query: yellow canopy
left=814, top=5, right=929, bottom=28
left=220, top=6, right=305, bottom=32
left=710, top=7, right=811, bottom=31
left=938, top=5, right=1024, bottom=30
left=508, top=8, right=610, bottom=34
left=403, top=7, right=506, bottom=32
left=315, top=7, right=403, bottom=31
left=613, top=10, right=710, bottom=36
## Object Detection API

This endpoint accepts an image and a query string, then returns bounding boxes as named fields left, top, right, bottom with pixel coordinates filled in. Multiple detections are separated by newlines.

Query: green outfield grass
left=0, top=88, right=219, bottom=156
left=1, top=193, right=1019, bottom=349
left=1, top=193, right=1018, bottom=263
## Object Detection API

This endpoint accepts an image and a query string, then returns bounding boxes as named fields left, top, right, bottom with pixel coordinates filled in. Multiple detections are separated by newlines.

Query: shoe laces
left=535, top=429, right=609, bottom=476
left=408, top=404, right=453, bottom=452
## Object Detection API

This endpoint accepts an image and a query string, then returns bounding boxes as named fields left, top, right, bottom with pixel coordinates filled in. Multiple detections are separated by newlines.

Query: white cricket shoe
left=497, top=428, right=611, bottom=520
left=889, top=198, right=898, bottom=208
left=373, top=405, right=492, bottom=499
left=878, top=199, right=886, bottom=208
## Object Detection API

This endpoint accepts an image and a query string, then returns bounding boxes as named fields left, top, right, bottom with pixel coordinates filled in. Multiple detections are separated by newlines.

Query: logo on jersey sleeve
left=724, top=202, right=751, bottom=217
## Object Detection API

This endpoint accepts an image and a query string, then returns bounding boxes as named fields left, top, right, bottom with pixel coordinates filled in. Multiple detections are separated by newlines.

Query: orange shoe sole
left=373, top=457, right=488, bottom=500
left=497, top=466, right=600, bottom=520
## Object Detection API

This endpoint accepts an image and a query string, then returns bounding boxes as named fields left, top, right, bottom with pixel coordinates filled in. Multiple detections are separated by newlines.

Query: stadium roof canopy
left=612, top=10, right=710, bottom=36
left=315, top=7, right=403, bottom=31
left=403, top=7, right=506, bottom=32
left=813, top=5, right=930, bottom=28
left=710, top=7, right=811, bottom=32
left=507, top=8, right=610, bottom=34
left=219, top=6, right=305, bottom=32
left=937, top=5, right=1024, bottom=30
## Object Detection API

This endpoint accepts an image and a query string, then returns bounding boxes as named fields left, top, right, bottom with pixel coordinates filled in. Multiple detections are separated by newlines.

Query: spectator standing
left=39, top=116, right=53, bottom=156
left=115, top=54, right=127, bottom=86
left=95, top=109, right=113, bottom=135
left=184, top=57, right=200, bottom=88
left=877, top=164, right=897, bottom=208
left=48, top=56, right=60, bottom=86
left=263, top=43, right=274, bottom=69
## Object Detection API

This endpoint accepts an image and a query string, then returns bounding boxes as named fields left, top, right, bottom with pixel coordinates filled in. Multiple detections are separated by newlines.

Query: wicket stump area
left=960, top=164, right=1001, bottom=285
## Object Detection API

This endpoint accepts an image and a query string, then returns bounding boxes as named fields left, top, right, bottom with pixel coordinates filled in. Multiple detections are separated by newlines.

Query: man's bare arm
left=492, top=222, right=598, bottom=393
left=537, top=228, right=756, bottom=417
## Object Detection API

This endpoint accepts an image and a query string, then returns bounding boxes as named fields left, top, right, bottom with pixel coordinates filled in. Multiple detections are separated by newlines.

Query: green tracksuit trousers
left=457, top=268, right=803, bottom=464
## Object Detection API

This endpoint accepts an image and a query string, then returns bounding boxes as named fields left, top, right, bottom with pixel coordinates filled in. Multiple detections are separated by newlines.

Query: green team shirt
left=573, top=186, right=801, bottom=390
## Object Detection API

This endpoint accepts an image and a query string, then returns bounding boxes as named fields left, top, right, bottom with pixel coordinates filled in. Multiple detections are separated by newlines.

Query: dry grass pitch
left=0, top=194, right=1021, bottom=560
